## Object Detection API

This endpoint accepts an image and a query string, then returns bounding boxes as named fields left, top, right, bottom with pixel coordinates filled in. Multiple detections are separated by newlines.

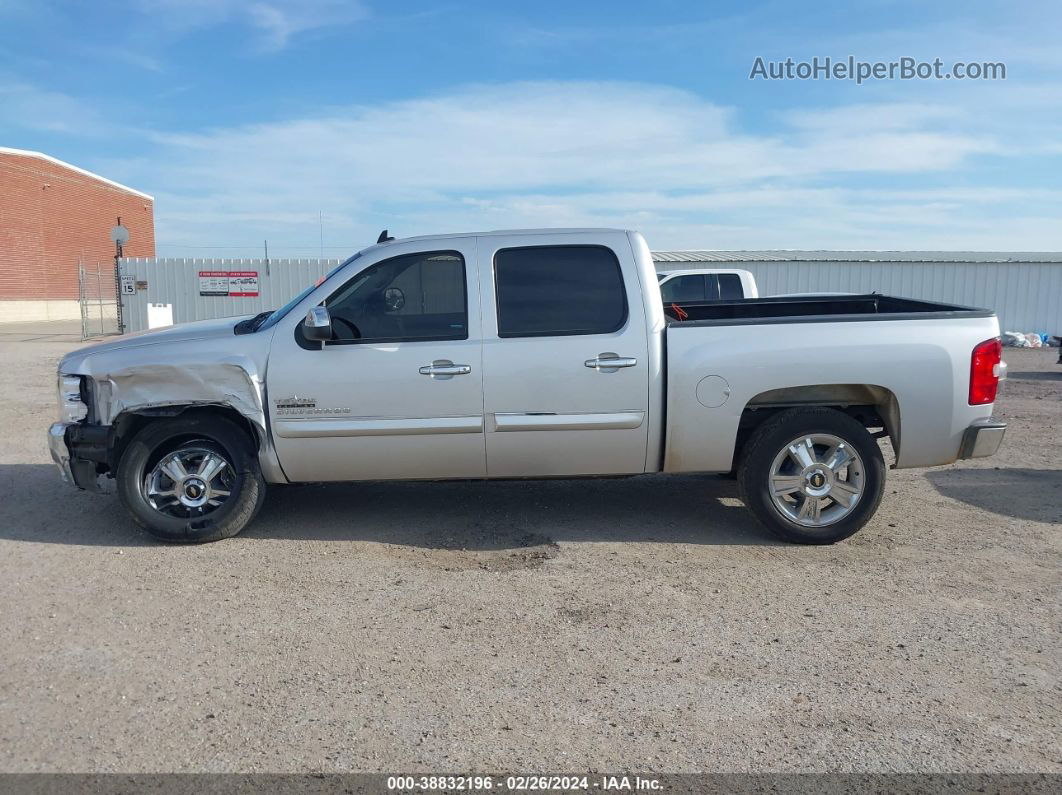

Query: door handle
left=419, top=359, right=471, bottom=379
left=584, top=354, right=638, bottom=372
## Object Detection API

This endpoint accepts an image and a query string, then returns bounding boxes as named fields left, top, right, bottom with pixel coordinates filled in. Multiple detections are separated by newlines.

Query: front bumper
left=959, top=417, right=1007, bottom=459
left=47, top=422, right=106, bottom=490
left=48, top=422, right=74, bottom=485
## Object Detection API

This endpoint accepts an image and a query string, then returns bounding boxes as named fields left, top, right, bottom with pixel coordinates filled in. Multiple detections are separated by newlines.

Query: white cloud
left=133, top=0, right=368, bottom=51
left=144, top=81, right=996, bottom=191
left=92, top=80, right=1061, bottom=253
left=0, top=81, right=110, bottom=135
left=783, top=103, right=959, bottom=133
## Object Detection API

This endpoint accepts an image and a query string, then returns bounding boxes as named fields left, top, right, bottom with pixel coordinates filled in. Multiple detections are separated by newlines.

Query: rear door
left=478, top=232, right=650, bottom=477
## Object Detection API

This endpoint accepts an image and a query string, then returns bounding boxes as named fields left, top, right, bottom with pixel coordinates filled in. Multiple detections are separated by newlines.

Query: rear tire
left=737, top=407, right=885, bottom=544
left=116, top=415, right=266, bottom=543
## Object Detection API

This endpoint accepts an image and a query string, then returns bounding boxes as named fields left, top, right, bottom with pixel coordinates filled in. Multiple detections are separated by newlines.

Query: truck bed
left=660, top=293, right=1002, bottom=474
left=664, top=293, right=993, bottom=326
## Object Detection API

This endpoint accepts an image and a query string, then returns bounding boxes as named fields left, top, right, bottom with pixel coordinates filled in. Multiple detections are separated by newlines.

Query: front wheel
left=116, top=415, right=266, bottom=543
left=737, top=407, right=886, bottom=544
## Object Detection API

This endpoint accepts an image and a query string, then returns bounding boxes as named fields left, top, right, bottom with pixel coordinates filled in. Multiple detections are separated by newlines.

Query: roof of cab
left=379, top=228, right=632, bottom=244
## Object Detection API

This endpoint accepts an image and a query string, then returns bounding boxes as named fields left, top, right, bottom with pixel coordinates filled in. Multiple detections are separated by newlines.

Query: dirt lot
left=0, top=334, right=1058, bottom=773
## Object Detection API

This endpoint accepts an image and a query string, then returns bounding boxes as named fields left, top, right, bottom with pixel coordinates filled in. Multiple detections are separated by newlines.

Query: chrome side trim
left=494, top=411, right=645, bottom=432
left=274, top=415, right=484, bottom=438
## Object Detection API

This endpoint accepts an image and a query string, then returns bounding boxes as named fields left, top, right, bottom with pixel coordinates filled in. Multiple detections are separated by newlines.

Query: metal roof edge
left=0, top=147, right=154, bottom=201
left=651, top=250, right=1062, bottom=264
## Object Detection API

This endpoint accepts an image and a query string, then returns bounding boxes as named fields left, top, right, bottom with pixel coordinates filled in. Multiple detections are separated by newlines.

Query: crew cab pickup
left=48, top=229, right=1007, bottom=544
left=657, top=268, right=758, bottom=303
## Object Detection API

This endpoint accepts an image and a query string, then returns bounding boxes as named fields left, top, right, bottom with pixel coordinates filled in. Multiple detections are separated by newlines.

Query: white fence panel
left=119, top=257, right=339, bottom=332
left=659, top=259, right=1062, bottom=334
left=120, top=255, right=1062, bottom=336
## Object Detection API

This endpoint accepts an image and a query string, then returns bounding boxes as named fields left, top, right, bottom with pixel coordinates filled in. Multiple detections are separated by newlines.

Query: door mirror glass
left=304, top=306, right=332, bottom=341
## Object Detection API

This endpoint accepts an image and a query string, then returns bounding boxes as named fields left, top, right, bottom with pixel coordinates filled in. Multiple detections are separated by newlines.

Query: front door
left=266, top=239, right=485, bottom=482
left=478, top=233, right=651, bottom=477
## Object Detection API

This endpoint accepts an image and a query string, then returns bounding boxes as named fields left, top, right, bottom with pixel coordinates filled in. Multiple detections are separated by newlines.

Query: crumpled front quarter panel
left=61, top=331, right=275, bottom=436
left=96, top=358, right=265, bottom=427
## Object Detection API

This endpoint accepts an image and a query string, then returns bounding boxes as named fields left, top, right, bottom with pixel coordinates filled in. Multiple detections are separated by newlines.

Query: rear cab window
left=718, top=273, right=744, bottom=300
left=494, top=245, right=628, bottom=337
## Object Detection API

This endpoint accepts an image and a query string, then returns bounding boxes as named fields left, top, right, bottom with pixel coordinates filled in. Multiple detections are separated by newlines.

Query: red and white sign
left=198, top=270, right=259, bottom=297
left=227, top=271, right=259, bottom=296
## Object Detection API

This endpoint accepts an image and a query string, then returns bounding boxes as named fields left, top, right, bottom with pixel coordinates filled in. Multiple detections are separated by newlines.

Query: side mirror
left=304, top=306, right=332, bottom=344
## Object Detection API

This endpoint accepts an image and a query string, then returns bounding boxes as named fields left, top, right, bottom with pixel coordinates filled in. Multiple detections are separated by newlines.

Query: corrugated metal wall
left=121, top=255, right=1062, bottom=335
left=656, top=259, right=1062, bottom=334
left=120, top=257, right=340, bottom=332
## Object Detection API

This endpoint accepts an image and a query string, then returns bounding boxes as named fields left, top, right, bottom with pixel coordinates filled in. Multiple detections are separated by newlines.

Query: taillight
left=969, top=337, right=1002, bottom=405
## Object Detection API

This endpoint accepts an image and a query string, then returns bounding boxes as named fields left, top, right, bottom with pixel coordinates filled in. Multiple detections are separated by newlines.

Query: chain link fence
left=78, top=261, right=120, bottom=340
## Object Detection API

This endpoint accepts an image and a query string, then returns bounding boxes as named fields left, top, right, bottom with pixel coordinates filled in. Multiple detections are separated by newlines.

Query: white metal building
left=116, top=250, right=1062, bottom=336
left=654, top=251, right=1062, bottom=334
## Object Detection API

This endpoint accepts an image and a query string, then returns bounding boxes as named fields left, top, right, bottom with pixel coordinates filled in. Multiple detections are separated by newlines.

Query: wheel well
left=732, top=384, right=900, bottom=472
left=109, top=405, right=260, bottom=475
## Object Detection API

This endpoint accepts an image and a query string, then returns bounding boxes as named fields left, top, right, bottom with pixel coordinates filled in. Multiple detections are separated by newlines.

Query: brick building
left=0, top=147, right=155, bottom=322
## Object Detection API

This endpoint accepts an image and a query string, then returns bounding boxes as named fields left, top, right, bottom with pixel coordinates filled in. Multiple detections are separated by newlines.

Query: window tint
left=494, top=246, right=627, bottom=337
left=322, top=251, right=466, bottom=343
left=660, top=275, right=706, bottom=303
left=659, top=273, right=745, bottom=304
left=719, top=273, right=744, bottom=300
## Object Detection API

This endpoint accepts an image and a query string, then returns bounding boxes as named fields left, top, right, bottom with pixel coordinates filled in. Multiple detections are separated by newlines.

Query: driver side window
left=323, top=250, right=467, bottom=343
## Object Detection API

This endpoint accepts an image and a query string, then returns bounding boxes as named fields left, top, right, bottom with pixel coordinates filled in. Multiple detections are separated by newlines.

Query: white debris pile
left=1002, top=331, right=1060, bottom=348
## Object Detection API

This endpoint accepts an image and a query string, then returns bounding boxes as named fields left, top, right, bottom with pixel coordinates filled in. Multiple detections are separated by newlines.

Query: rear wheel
left=737, top=407, right=885, bottom=544
left=116, top=415, right=266, bottom=543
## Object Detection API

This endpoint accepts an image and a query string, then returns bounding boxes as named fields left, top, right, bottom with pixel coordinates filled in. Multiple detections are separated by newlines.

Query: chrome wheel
left=768, top=433, right=865, bottom=528
left=142, top=442, right=234, bottom=518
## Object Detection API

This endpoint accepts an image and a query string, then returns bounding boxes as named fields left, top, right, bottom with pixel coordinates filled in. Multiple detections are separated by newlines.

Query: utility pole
left=110, top=217, right=129, bottom=334
left=319, top=210, right=324, bottom=258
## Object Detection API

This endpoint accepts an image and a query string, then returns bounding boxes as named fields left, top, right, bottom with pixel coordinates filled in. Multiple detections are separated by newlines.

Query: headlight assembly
left=57, top=374, right=88, bottom=423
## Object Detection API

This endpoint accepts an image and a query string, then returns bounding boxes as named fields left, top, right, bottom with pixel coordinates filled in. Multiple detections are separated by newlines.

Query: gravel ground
left=0, top=337, right=1058, bottom=773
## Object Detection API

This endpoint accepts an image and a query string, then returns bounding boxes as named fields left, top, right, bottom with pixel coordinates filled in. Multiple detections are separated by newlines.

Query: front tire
left=737, top=407, right=885, bottom=544
left=116, top=415, right=266, bottom=543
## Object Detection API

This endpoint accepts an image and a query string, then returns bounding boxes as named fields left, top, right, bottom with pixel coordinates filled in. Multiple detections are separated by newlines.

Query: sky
left=1, top=0, right=1060, bottom=256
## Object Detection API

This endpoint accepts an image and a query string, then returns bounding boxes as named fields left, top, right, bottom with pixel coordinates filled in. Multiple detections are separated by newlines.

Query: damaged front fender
left=57, top=325, right=286, bottom=483
left=95, top=360, right=266, bottom=435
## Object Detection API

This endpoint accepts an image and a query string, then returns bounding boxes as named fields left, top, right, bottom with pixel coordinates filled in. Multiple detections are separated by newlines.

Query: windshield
left=254, top=253, right=361, bottom=332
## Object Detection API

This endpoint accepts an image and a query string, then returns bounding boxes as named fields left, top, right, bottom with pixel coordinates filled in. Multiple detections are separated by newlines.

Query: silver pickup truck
left=48, top=228, right=1007, bottom=545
